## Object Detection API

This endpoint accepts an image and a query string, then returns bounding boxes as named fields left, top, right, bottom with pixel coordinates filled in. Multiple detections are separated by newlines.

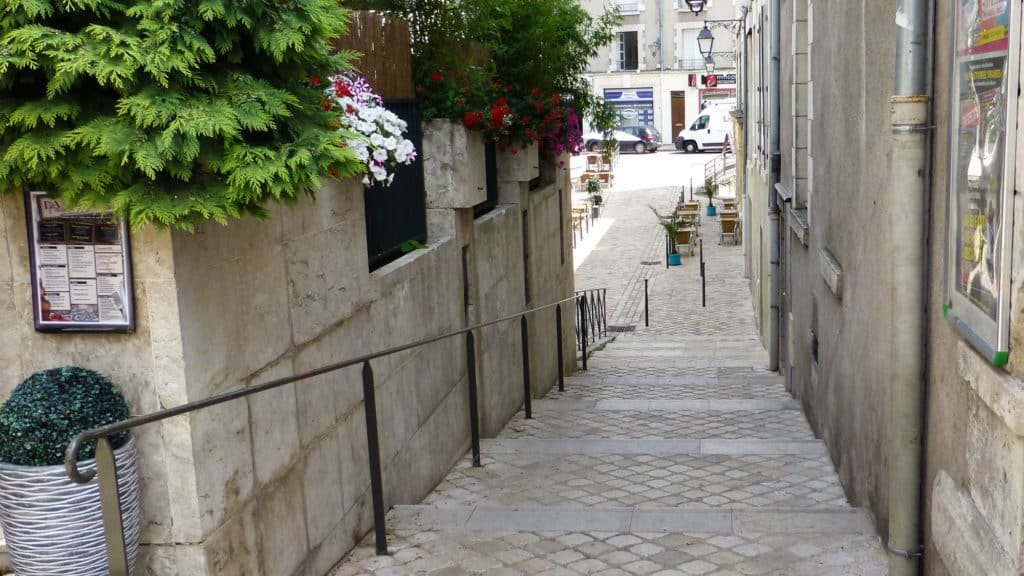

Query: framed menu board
left=25, top=191, right=135, bottom=333
left=944, top=0, right=1020, bottom=366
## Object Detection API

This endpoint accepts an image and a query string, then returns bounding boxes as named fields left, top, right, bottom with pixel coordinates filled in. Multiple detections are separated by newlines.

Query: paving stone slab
left=330, top=526, right=887, bottom=576
left=504, top=409, right=814, bottom=440
left=423, top=451, right=848, bottom=510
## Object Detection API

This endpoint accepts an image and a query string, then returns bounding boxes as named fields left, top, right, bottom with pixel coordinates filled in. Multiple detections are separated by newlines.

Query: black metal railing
left=365, top=100, right=427, bottom=271
left=473, top=141, right=499, bottom=218
left=574, top=288, right=607, bottom=361
left=63, top=292, right=601, bottom=572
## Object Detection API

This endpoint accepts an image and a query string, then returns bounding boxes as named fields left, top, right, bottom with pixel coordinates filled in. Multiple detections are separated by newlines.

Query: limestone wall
left=921, top=3, right=1024, bottom=574
left=0, top=122, right=575, bottom=575
left=0, top=194, right=197, bottom=558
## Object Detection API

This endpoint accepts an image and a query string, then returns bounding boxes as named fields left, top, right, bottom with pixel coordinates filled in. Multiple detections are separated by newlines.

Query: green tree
left=0, top=0, right=363, bottom=230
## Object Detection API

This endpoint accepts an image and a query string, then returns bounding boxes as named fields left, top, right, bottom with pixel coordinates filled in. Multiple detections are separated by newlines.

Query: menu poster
left=946, top=0, right=1019, bottom=365
left=25, top=191, right=134, bottom=333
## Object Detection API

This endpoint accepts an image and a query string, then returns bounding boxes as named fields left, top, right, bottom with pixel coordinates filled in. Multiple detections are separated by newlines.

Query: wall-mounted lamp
left=685, top=0, right=706, bottom=15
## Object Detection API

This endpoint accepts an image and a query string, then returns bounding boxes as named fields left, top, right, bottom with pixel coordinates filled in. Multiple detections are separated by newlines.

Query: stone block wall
left=921, top=3, right=1024, bottom=573
left=0, top=121, right=575, bottom=575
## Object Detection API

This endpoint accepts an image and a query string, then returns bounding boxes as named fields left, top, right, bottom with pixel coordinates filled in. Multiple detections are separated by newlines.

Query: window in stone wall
left=618, top=31, right=639, bottom=71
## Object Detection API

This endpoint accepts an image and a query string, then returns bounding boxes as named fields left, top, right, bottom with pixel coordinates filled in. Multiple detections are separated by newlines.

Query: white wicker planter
left=0, top=436, right=141, bottom=576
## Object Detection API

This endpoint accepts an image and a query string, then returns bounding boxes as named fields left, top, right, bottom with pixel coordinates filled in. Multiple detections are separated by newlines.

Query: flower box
left=497, top=143, right=540, bottom=182
left=422, top=120, right=487, bottom=209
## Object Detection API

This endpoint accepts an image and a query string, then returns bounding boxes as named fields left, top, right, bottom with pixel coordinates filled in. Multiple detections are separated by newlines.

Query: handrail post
left=579, top=296, right=588, bottom=370
left=644, top=279, right=649, bottom=327
left=361, top=361, right=388, bottom=555
left=520, top=316, right=532, bottom=419
left=602, top=288, right=608, bottom=337
left=465, top=331, right=482, bottom=467
left=555, top=304, right=565, bottom=392
left=96, top=437, right=129, bottom=576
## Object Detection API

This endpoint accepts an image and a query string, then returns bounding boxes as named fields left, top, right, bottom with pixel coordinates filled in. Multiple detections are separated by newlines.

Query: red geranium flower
left=416, top=86, right=426, bottom=96
left=531, top=87, right=541, bottom=96
left=496, top=97, right=508, bottom=107
left=550, top=94, right=561, bottom=105
left=490, top=105, right=504, bottom=127
left=463, top=111, right=484, bottom=128
left=310, top=75, right=322, bottom=86
left=534, top=101, right=544, bottom=112
left=522, top=116, right=531, bottom=125
left=431, top=72, right=442, bottom=83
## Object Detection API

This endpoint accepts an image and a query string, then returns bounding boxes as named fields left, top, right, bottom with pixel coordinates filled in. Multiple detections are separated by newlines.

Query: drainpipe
left=767, top=0, right=781, bottom=371
left=886, top=0, right=932, bottom=573
left=741, top=7, right=750, bottom=279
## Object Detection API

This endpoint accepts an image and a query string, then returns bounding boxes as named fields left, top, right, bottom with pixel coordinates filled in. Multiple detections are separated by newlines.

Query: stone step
left=423, top=445, right=848, bottom=511
left=389, top=504, right=877, bottom=535
left=333, top=511, right=887, bottom=576
left=531, top=398, right=802, bottom=411
left=586, top=357, right=770, bottom=371
left=550, top=375, right=789, bottom=401
left=505, top=406, right=814, bottom=441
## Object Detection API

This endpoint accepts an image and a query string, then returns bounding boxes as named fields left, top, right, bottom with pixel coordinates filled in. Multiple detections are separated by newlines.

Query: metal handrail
left=63, top=290, right=601, bottom=569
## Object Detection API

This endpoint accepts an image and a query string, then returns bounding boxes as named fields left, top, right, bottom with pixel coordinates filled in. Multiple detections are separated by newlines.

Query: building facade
left=581, top=0, right=741, bottom=143
left=738, top=1, right=1024, bottom=574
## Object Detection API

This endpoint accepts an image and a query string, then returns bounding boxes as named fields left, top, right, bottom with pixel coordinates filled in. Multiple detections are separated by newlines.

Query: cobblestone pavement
left=331, top=155, right=886, bottom=575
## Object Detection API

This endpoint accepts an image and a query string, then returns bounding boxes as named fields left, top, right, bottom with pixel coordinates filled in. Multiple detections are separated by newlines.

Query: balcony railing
left=679, top=57, right=705, bottom=71
left=615, top=0, right=639, bottom=13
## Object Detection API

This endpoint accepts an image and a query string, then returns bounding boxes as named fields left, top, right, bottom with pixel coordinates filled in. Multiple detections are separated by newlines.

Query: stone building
left=580, top=0, right=741, bottom=142
left=0, top=123, right=577, bottom=574
left=737, top=0, right=1024, bottom=574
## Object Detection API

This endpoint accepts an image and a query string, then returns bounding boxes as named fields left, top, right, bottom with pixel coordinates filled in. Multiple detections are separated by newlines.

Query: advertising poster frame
left=944, top=0, right=1021, bottom=366
left=24, top=191, right=135, bottom=333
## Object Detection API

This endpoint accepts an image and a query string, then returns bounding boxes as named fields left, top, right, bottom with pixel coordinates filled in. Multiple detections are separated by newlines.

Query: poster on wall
left=25, top=191, right=134, bottom=333
left=945, top=0, right=1019, bottom=365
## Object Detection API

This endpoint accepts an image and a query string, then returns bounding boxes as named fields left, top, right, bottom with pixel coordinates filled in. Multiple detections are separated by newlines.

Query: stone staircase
left=330, top=332, right=887, bottom=575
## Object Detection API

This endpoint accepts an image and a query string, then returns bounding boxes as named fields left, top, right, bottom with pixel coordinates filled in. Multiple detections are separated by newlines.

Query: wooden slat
left=333, top=11, right=413, bottom=99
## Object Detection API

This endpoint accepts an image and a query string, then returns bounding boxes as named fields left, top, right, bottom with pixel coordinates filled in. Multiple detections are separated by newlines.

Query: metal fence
left=365, top=100, right=427, bottom=270
left=473, top=141, right=499, bottom=218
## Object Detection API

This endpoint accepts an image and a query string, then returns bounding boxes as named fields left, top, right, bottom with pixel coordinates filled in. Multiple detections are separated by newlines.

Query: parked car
left=675, top=104, right=735, bottom=153
left=581, top=128, right=659, bottom=154
left=618, top=125, right=662, bottom=153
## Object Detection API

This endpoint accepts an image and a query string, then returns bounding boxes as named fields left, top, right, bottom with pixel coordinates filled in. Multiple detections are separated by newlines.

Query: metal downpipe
left=767, top=0, right=781, bottom=371
left=886, top=0, right=932, bottom=573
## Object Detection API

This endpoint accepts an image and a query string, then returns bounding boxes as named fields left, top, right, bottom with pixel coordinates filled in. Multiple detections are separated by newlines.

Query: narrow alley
left=331, top=153, right=886, bottom=575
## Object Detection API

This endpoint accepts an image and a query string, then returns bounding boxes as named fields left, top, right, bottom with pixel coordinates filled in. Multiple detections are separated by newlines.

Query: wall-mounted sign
left=25, top=191, right=134, bottom=333
left=944, top=0, right=1020, bottom=365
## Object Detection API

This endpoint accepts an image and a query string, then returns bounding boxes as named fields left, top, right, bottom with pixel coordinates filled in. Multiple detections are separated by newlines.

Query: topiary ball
left=0, top=367, right=130, bottom=467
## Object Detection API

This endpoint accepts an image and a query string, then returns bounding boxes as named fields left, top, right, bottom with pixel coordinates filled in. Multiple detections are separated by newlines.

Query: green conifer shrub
left=0, top=367, right=130, bottom=467
left=0, top=0, right=364, bottom=230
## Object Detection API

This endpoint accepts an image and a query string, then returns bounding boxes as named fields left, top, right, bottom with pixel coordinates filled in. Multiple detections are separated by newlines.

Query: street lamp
left=704, top=55, right=715, bottom=75
left=685, top=0, right=706, bottom=15
left=697, top=25, right=715, bottom=59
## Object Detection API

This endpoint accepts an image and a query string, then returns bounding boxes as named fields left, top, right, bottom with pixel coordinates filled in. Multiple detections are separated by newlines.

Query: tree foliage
left=346, top=0, right=620, bottom=140
left=0, top=0, right=364, bottom=230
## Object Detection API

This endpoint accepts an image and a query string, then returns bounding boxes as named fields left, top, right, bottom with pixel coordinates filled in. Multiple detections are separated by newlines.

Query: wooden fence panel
left=333, top=11, right=413, bottom=99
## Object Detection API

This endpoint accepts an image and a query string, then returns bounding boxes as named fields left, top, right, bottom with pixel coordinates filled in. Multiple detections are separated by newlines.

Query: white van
left=675, top=104, right=735, bottom=153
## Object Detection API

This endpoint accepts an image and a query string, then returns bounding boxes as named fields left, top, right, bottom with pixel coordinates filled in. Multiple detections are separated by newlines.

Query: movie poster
left=946, top=0, right=1018, bottom=363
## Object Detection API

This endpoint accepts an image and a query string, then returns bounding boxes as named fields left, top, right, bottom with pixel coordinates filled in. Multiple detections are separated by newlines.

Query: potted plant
left=0, top=367, right=140, bottom=576
left=587, top=177, right=603, bottom=217
left=651, top=207, right=684, bottom=266
left=704, top=177, right=719, bottom=216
